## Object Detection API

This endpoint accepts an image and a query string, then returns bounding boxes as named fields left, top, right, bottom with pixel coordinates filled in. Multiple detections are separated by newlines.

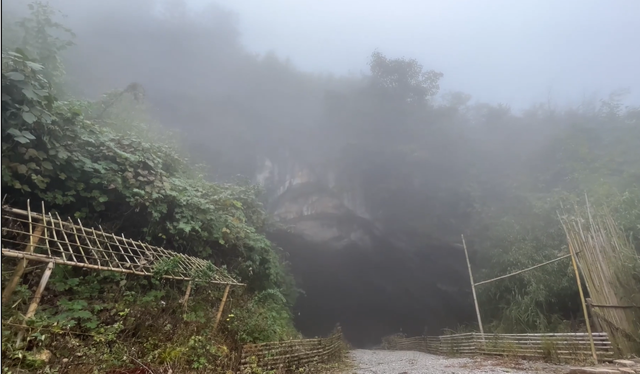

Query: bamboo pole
left=181, top=280, right=192, bottom=313
left=213, top=284, right=231, bottom=331
left=25, top=262, right=55, bottom=319
left=590, top=303, right=640, bottom=309
left=2, top=207, right=44, bottom=304
left=474, top=253, right=572, bottom=287
left=1, top=249, right=243, bottom=286
left=567, top=233, right=598, bottom=364
left=461, top=235, right=485, bottom=342
left=16, top=261, right=55, bottom=348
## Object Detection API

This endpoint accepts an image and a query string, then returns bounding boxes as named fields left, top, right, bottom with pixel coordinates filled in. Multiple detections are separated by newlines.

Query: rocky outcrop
left=257, top=151, right=475, bottom=347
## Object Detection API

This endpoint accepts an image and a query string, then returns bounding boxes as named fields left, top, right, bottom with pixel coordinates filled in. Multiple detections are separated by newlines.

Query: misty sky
left=190, top=0, right=640, bottom=109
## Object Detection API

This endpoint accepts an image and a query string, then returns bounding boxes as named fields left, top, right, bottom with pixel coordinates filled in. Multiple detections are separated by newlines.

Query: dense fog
left=2, top=0, right=639, bottom=347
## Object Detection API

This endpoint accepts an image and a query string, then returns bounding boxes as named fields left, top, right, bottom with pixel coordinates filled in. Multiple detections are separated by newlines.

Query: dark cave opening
left=269, top=228, right=477, bottom=348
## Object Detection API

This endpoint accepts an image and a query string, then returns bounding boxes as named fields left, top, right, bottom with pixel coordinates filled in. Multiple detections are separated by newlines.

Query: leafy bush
left=2, top=3, right=298, bottom=372
left=227, top=289, right=300, bottom=344
left=1, top=31, right=291, bottom=297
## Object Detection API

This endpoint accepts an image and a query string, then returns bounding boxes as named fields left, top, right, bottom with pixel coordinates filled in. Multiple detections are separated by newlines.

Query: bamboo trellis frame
left=1, top=202, right=244, bottom=286
left=2, top=201, right=245, bottom=344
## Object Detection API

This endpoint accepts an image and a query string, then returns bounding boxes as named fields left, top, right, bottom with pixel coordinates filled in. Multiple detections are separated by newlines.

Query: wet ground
left=348, top=350, right=570, bottom=374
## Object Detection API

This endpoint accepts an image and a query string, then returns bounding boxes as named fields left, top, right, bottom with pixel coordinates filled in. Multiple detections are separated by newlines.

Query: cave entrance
left=269, top=229, right=476, bottom=348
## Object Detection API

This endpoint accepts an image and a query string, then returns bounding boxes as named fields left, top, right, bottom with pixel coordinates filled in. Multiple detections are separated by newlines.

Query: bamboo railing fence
left=1, top=201, right=243, bottom=342
left=383, top=332, right=615, bottom=363
left=1, top=202, right=243, bottom=285
left=238, top=326, right=344, bottom=372
left=559, top=199, right=640, bottom=357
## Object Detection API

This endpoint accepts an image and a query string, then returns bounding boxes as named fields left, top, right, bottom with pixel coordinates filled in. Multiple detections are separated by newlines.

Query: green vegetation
left=327, top=52, right=640, bottom=334
left=470, top=111, right=640, bottom=333
left=2, top=0, right=640, bottom=371
left=310, top=46, right=640, bottom=333
left=2, top=2, right=298, bottom=373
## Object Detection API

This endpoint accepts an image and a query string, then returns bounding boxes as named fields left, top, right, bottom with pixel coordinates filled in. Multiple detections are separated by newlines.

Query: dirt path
left=348, top=349, right=570, bottom=374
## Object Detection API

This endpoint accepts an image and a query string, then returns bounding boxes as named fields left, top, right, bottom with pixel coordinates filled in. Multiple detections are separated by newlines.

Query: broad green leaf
left=22, top=112, right=37, bottom=124
left=5, top=72, right=25, bottom=80
left=17, top=164, right=28, bottom=174
left=22, top=88, right=40, bottom=100
left=25, top=149, right=39, bottom=159
left=25, top=61, right=44, bottom=71
left=21, top=131, right=36, bottom=140
left=7, top=128, right=23, bottom=137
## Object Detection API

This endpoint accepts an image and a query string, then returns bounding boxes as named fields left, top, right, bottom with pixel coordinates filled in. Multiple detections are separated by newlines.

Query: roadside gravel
left=349, top=349, right=569, bottom=374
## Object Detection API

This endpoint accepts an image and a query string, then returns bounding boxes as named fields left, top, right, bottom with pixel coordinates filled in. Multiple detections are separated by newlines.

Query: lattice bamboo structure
left=239, top=326, right=344, bottom=372
left=383, top=332, right=614, bottom=363
left=559, top=199, right=640, bottom=357
left=1, top=201, right=244, bottom=336
left=1, top=202, right=243, bottom=286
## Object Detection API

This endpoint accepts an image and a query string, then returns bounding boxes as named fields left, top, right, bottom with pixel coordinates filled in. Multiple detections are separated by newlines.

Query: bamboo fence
left=383, top=332, right=615, bottom=363
left=559, top=199, right=640, bottom=357
left=238, top=326, right=344, bottom=372
left=1, top=202, right=243, bottom=285
left=1, top=201, right=244, bottom=341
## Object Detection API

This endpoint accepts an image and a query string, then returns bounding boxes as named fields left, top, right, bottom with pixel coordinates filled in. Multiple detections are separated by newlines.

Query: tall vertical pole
left=24, top=262, right=55, bottom=319
left=16, top=262, right=55, bottom=348
left=567, top=239, right=598, bottom=364
left=213, top=284, right=231, bottom=331
left=181, top=280, right=192, bottom=314
left=461, top=235, right=485, bottom=343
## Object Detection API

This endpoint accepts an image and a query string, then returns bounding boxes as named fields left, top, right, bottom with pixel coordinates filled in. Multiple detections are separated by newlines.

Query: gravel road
left=348, top=349, right=569, bottom=374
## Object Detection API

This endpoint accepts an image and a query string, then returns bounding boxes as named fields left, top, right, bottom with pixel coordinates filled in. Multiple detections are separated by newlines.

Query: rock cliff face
left=257, top=151, right=475, bottom=347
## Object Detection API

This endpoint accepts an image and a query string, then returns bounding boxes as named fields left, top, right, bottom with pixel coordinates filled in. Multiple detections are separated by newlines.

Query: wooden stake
left=567, top=237, right=598, bottom=364
left=461, top=235, right=485, bottom=342
left=16, top=261, right=55, bottom=348
left=25, top=262, right=54, bottom=319
left=181, top=280, right=192, bottom=313
left=2, top=223, right=44, bottom=304
left=213, top=284, right=231, bottom=331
